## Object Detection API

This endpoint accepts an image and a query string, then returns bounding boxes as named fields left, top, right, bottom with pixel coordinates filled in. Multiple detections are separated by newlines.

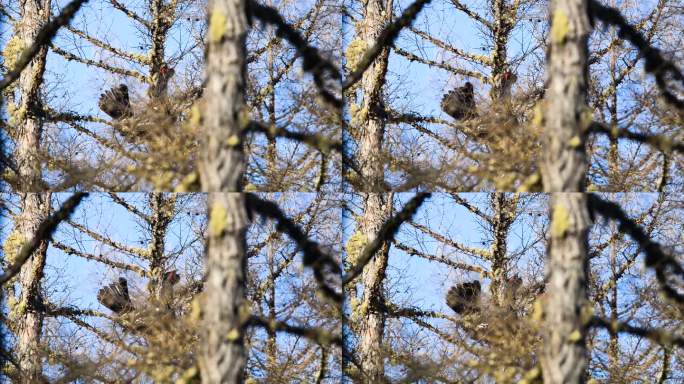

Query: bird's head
left=502, top=71, right=517, bottom=82
left=163, top=270, right=180, bottom=285
left=159, top=65, right=175, bottom=79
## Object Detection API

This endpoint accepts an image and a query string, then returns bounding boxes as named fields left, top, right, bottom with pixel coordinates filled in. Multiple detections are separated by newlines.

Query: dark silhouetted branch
left=588, top=194, right=684, bottom=305
left=343, top=0, right=434, bottom=91
left=590, top=316, right=684, bottom=348
left=343, top=193, right=431, bottom=285
left=245, top=194, right=342, bottom=303
left=0, top=0, right=89, bottom=91
left=589, top=0, right=684, bottom=111
left=589, top=122, right=684, bottom=154
left=249, top=1, right=342, bottom=108
left=0, top=193, right=88, bottom=285
left=248, top=315, right=342, bottom=347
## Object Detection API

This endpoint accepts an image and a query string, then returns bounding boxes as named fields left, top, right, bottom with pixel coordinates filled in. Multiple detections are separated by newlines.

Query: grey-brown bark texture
left=488, top=0, right=515, bottom=101
left=540, top=1, right=593, bottom=383
left=200, top=193, right=249, bottom=384
left=540, top=0, right=592, bottom=192
left=356, top=194, right=392, bottom=382
left=145, top=193, right=176, bottom=309
left=14, top=0, right=50, bottom=192
left=198, top=0, right=249, bottom=192
left=197, top=0, right=250, bottom=382
left=356, top=0, right=392, bottom=192
left=11, top=194, right=51, bottom=383
left=354, top=0, right=394, bottom=382
left=488, top=193, right=516, bottom=307
left=542, top=193, right=592, bottom=383
left=8, top=0, right=52, bottom=381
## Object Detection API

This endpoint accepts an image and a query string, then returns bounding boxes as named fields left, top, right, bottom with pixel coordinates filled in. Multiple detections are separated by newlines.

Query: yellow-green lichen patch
left=345, top=230, right=367, bottom=267
left=344, top=39, right=368, bottom=72
left=225, top=328, right=240, bottom=341
left=580, top=106, right=595, bottom=131
left=3, top=229, right=25, bottom=265
left=567, top=329, right=582, bottom=342
left=209, top=203, right=228, bottom=237
left=531, top=102, right=544, bottom=127
left=567, top=135, right=582, bottom=148
left=175, top=366, right=199, bottom=384
left=209, top=10, right=228, bottom=43
left=2, top=34, right=25, bottom=71
left=174, top=172, right=199, bottom=193
left=550, top=203, right=570, bottom=238
left=551, top=10, right=570, bottom=44
left=225, top=134, right=241, bottom=147
left=188, top=104, right=202, bottom=128
left=580, top=304, right=594, bottom=325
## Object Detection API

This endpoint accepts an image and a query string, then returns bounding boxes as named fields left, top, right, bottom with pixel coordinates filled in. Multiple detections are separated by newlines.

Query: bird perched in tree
left=97, top=277, right=133, bottom=314
left=441, top=82, right=476, bottom=120
left=157, top=270, right=180, bottom=309
left=446, top=280, right=481, bottom=314
left=149, top=64, right=175, bottom=99
left=158, top=270, right=180, bottom=307
left=496, top=70, right=518, bottom=100
left=98, top=84, right=132, bottom=119
left=508, top=274, right=523, bottom=291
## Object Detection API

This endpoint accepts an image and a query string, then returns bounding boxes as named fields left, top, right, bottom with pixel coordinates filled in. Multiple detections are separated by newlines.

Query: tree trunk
left=356, top=0, right=392, bottom=192
left=540, top=0, right=592, bottom=382
left=12, top=193, right=51, bottom=383
left=15, top=0, right=50, bottom=192
left=541, top=193, right=591, bottom=384
left=200, top=193, right=249, bottom=383
left=607, top=230, right=620, bottom=380
left=357, top=194, right=392, bottom=382
left=10, top=0, right=52, bottom=380
left=489, top=0, right=513, bottom=100
left=148, top=0, right=172, bottom=99
left=489, top=193, right=515, bottom=307
left=197, top=0, right=249, bottom=382
left=146, top=193, right=174, bottom=304
left=540, top=0, right=591, bottom=192
left=354, top=0, right=393, bottom=381
left=198, top=0, right=249, bottom=192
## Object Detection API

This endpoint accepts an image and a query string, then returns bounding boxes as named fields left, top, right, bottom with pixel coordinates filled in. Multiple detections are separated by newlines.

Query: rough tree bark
left=197, top=0, right=250, bottom=382
left=540, top=0, right=593, bottom=383
left=488, top=193, right=516, bottom=307
left=200, top=193, right=249, bottom=383
left=14, top=0, right=50, bottom=192
left=356, top=0, right=391, bottom=192
left=542, top=193, right=592, bottom=383
left=11, top=194, right=51, bottom=383
left=197, top=0, right=248, bottom=192
left=146, top=193, right=175, bottom=304
left=147, top=0, right=173, bottom=99
left=354, top=0, right=394, bottom=381
left=356, top=193, right=392, bottom=382
left=488, top=0, right=515, bottom=101
left=8, top=0, right=52, bottom=381
left=540, top=0, right=591, bottom=192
